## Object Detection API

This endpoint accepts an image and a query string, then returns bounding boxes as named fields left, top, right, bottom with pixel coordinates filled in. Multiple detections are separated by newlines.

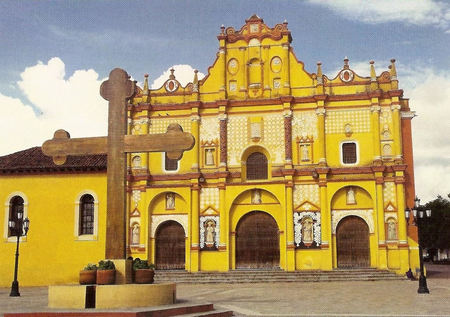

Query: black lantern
left=8, top=208, right=30, bottom=297
left=405, top=196, right=431, bottom=294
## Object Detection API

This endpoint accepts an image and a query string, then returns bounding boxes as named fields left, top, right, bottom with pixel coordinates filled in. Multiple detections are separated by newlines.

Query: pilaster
left=190, top=180, right=200, bottom=272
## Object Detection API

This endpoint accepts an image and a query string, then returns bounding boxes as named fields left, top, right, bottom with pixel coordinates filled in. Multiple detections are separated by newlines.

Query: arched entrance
left=336, top=216, right=370, bottom=268
left=236, top=211, right=279, bottom=269
left=155, top=221, right=185, bottom=270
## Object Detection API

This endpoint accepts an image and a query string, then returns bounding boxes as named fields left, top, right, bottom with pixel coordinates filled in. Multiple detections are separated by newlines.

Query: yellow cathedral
left=0, top=16, right=420, bottom=286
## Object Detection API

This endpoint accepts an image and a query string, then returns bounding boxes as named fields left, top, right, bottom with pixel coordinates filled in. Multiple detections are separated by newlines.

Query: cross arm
left=42, top=123, right=195, bottom=165
left=42, top=130, right=107, bottom=165
left=124, top=123, right=195, bottom=159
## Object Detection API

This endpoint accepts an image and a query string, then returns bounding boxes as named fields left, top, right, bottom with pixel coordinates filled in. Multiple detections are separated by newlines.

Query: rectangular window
left=165, top=153, right=178, bottom=171
left=342, top=142, right=357, bottom=164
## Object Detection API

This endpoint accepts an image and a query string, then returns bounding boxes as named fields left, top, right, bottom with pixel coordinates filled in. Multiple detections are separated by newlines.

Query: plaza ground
left=1, top=263, right=449, bottom=317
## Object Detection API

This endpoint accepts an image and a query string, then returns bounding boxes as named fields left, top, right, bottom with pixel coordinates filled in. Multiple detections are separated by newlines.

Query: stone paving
left=1, top=264, right=449, bottom=317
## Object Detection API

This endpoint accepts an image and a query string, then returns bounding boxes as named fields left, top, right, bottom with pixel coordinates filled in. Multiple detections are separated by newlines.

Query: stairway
left=4, top=303, right=233, bottom=317
left=154, top=268, right=406, bottom=284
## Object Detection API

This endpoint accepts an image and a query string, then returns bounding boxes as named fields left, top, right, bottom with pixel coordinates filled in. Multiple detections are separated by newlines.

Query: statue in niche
left=301, top=144, right=309, bottom=161
left=132, top=156, right=141, bottom=168
left=387, top=219, right=397, bottom=240
left=252, top=189, right=262, bottom=204
left=166, top=193, right=175, bottom=209
left=302, top=217, right=314, bottom=244
left=205, top=148, right=215, bottom=165
left=204, top=220, right=216, bottom=247
left=346, top=187, right=356, bottom=205
left=131, top=223, right=140, bottom=245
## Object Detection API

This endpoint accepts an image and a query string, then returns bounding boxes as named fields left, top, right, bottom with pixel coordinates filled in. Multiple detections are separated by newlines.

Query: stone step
left=154, top=269, right=405, bottom=283
left=174, top=309, right=234, bottom=317
left=4, top=303, right=223, bottom=317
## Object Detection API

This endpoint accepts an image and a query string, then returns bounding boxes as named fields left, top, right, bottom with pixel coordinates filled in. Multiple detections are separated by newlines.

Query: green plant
left=98, top=260, right=115, bottom=270
left=132, top=258, right=155, bottom=270
left=83, top=263, right=97, bottom=271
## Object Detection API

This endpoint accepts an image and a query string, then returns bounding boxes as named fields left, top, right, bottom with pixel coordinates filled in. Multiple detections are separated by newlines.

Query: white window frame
left=339, top=140, right=359, bottom=166
left=74, top=190, right=99, bottom=241
left=162, top=153, right=180, bottom=173
left=3, top=192, right=28, bottom=243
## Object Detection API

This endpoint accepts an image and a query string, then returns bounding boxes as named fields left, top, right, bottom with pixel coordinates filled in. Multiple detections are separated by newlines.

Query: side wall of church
left=0, top=173, right=107, bottom=286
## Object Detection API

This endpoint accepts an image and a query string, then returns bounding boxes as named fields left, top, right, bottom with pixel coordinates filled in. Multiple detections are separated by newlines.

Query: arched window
left=246, top=152, right=268, bottom=180
left=8, top=196, right=24, bottom=237
left=79, top=194, right=94, bottom=235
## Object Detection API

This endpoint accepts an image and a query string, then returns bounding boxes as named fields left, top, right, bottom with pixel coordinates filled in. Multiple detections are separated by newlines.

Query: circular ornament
left=227, top=58, right=239, bottom=75
left=165, top=79, right=179, bottom=92
left=271, top=56, right=282, bottom=73
left=339, top=69, right=354, bottom=82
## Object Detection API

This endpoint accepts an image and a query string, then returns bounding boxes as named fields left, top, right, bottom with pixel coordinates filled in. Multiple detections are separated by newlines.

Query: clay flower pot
left=96, top=269, right=116, bottom=285
left=79, top=270, right=97, bottom=285
left=134, top=269, right=154, bottom=284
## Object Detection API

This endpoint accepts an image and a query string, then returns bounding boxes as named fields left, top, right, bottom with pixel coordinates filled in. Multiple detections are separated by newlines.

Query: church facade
left=0, top=16, right=419, bottom=286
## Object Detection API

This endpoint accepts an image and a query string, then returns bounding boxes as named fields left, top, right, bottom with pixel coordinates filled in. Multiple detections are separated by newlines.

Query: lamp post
left=405, top=196, right=431, bottom=294
left=8, top=209, right=30, bottom=297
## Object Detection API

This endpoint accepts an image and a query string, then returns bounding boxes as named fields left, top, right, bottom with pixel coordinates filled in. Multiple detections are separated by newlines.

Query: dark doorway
left=336, top=216, right=370, bottom=268
left=236, top=211, right=279, bottom=269
left=155, top=221, right=185, bottom=270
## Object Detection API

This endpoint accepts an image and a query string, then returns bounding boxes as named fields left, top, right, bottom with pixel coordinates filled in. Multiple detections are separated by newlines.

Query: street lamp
left=405, top=196, right=431, bottom=294
left=8, top=209, right=30, bottom=297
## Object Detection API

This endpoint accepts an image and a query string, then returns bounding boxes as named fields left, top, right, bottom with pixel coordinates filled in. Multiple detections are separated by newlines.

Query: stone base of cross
left=42, top=68, right=195, bottom=259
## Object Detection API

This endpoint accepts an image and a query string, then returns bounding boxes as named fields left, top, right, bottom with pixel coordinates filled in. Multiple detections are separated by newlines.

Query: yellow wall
left=0, top=173, right=106, bottom=286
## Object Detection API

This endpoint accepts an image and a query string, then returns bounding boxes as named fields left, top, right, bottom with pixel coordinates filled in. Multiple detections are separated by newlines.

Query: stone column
left=282, top=43, right=290, bottom=95
left=219, top=114, right=228, bottom=169
left=316, top=106, right=326, bottom=166
left=286, top=182, right=295, bottom=271
left=371, top=103, right=381, bottom=161
left=190, top=182, right=200, bottom=272
left=395, top=173, right=409, bottom=273
left=191, top=113, right=200, bottom=171
left=391, top=103, right=403, bottom=162
left=374, top=169, right=388, bottom=268
left=318, top=169, right=332, bottom=270
left=284, top=109, right=293, bottom=167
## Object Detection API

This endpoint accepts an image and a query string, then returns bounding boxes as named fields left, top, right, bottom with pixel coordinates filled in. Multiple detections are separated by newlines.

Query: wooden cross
left=42, top=68, right=195, bottom=259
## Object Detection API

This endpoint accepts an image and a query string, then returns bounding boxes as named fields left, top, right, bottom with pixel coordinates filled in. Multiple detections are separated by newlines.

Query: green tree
left=420, top=194, right=450, bottom=250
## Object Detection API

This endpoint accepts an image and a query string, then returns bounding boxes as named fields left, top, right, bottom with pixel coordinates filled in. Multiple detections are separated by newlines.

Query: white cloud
left=151, top=64, right=204, bottom=89
left=307, top=0, right=450, bottom=31
left=0, top=57, right=108, bottom=155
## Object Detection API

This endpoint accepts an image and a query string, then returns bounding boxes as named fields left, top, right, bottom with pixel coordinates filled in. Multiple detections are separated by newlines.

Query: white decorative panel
left=383, top=182, right=396, bottom=205
left=199, top=216, right=220, bottom=249
left=132, top=190, right=141, bottom=208
left=200, top=187, right=219, bottom=210
left=148, top=118, right=191, bottom=134
left=293, top=184, right=320, bottom=206
left=325, top=109, right=370, bottom=134
left=263, top=114, right=284, bottom=164
left=292, top=111, right=318, bottom=139
left=200, top=117, right=220, bottom=142
left=151, top=214, right=188, bottom=238
left=294, top=212, right=321, bottom=247
left=331, top=209, right=374, bottom=234
left=380, top=107, right=393, bottom=139
left=227, top=115, right=247, bottom=166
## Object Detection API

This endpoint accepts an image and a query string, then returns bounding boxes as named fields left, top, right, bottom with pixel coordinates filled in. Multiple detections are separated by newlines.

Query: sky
left=0, top=0, right=449, bottom=203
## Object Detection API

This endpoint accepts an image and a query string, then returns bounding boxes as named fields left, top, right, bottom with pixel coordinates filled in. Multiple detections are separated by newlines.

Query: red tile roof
left=0, top=147, right=107, bottom=174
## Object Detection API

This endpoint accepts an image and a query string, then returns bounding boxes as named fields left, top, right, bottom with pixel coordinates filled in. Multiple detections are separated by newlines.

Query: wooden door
left=236, top=211, right=279, bottom=269
left=336, top=216, right=370, bottom=268
left=155, top=221, right=185, bottom=270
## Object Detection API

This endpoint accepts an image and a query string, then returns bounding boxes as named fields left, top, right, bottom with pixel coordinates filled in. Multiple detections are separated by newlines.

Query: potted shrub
left=133, top=258, right=155, bottom=284
left=96, top=260, right=116, bottom=285
left=79, top=263, right=97, bottom=285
